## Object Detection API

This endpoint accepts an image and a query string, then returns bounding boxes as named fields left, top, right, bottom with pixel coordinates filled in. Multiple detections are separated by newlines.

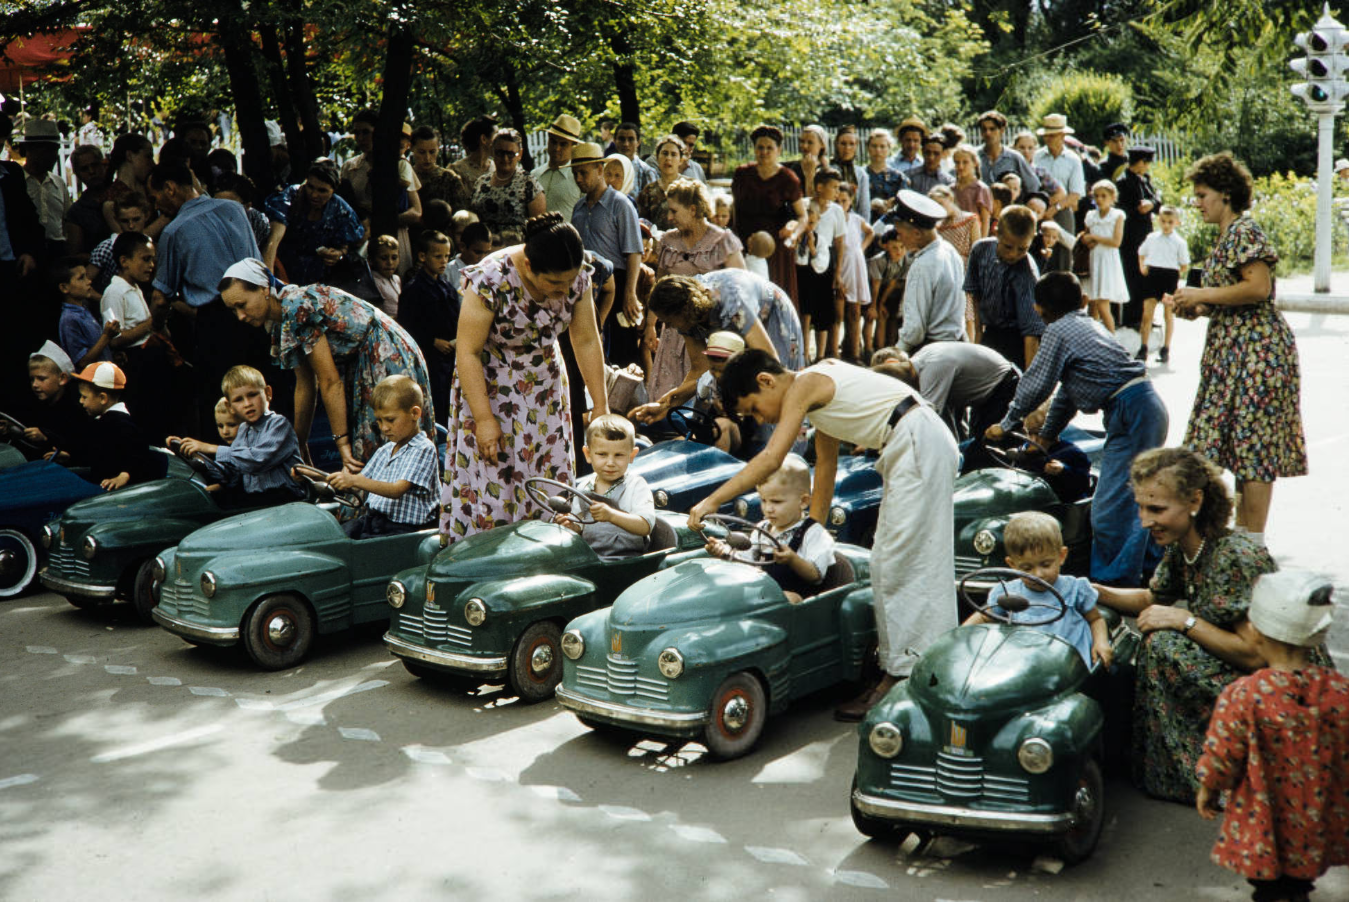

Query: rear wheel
left=508, top=621, right=563, bottom=702
left=0, top=529, right=38, bottom=598
left=242, top=594, right=315, bottom=670
left=1052, top=758, right=1104, bottom=864
left=701, top=671, right=767, bottom=760
left=131, top=559, right=160, bottom=624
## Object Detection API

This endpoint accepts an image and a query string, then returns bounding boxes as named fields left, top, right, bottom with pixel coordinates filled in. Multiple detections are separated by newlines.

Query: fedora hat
left=545, top=114, right=583, bottom=144
left=896, top=116, right=928, bottom=138
left=1036, top=113, right=1074, bottom=136
left=20, top=120, right=61, bottom=144
left=561, top=142, right=605, bottom=168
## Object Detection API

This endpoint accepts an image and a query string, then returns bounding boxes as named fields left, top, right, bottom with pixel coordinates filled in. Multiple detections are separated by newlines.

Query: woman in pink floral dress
left=440, top=213, right=609, bottom=540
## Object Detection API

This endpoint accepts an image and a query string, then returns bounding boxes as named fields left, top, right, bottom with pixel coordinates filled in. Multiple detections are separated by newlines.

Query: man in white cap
left=532, top=114, right=584, bottom=215
left=889, top=189, right=966, bottom=354
left=20, top=120, right=70, bottom=253
left=1032, top=113, right=1085, bottom=272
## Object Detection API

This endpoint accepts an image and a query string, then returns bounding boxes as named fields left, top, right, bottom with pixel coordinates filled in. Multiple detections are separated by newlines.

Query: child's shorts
left=1143, top=266, right=1179, bottom=299
left=797, top=260, right=838, bottom=330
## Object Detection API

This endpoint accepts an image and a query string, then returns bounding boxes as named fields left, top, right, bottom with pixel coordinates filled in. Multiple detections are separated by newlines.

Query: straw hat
left=545, top=114, right=583, bottom=144
left=1036, top=113, right=1074, bottom=136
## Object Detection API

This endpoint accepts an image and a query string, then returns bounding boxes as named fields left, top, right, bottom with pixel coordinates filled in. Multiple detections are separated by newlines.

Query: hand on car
left=704, top=536, right=730, bottom=559
left=178, top=437, right=207, bottom=457
left=628, top=401, right=668, bottom=425
left=101, top=472, right=130, bottom=491
left=771, top=545, right=795, bottom=565
left=327, top=470, right=359, bottom=491
left=22, top=426, right=47, bottom=443
left=984, top=423, right=1006, bottom=442
left=554, top=513, right=583, bottom=534
left=688, top=499, right=715, bottom=532
left=1091, top=638, right=1114, bottom=669
left=589, top=501, right=616, bottom=523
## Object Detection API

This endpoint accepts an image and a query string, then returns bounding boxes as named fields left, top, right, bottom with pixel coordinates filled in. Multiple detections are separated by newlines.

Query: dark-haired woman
left=260, top=158, right=367, bottom=289
left=440, top=212, right=609, bottom=540
left=1168, top=152, right=1308, bottom=541
left=470, top=128, right=546, bottom=236
left=731, top=125, right=806, bottom=304
left=101, top=134, right=169, bottom=239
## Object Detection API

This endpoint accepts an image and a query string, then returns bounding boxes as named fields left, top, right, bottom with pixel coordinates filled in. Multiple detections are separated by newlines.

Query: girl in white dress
left=1079, top=179, right=1127, bottom=332
left=835, top=182, right=873, bottom=360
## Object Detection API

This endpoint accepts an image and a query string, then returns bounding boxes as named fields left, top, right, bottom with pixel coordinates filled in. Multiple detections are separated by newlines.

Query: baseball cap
left=71, top=361, right=127, bottom=391
left=705, top=331, right=746, bottom=360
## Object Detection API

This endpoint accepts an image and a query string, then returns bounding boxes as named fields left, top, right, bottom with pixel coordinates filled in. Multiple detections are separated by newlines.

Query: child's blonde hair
left=372, top=234, right=399, bottom=253
left=213, top=396, right=238, bottom=419
left=1090, top=179, right=1118, bottom=199
left=451, top=209, right=479, bottom=232
left=713, top=195, right=731, bottom=212
left=1158, top=204, right=1180, bottom=218
left=371, top=374, right=424, bottom=413
left=585, top=413, right=635, bottom=447
left=760, top=453, right=811, bottom=497
left=220, top=365, right=266, bottom=396
left=1003, top=511, right=1064, bottom=559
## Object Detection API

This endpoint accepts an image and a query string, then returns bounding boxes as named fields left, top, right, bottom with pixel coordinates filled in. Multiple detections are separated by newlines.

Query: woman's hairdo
left=1185, top=151, right=1253, bottom=213
left=492, top=127, right=523, bottom=147
left=750, top=125, right=784, bottom=146
left=654, top=134, right=684, bottom=157
left=665, top=178, right=712, bottom=220
left=1130, top=447, right=1233, bottom=540
left=307, top=157, right=341, bottom=188
left=522, top=212, right=585, bottom=274
left=460, top=115, right=497, bottom=148
left=648, top=274, right=715, bottom=322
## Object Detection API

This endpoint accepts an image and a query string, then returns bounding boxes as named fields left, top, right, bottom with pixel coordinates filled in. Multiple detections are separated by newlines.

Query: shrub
left=1027, top=71, right=1133, bottom=147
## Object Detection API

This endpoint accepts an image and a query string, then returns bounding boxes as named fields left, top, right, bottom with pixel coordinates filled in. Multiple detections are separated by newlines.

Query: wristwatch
left=1182, top=615, right=1197, bottom=635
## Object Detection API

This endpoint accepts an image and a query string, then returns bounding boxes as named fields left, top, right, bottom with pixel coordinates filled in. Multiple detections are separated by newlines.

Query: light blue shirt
left=1033, top=146, right=1086, bottom=198
left=986, top=574, right=1100, bottom=667
left=571, top=187, right=642, bottom=271
left=211, top=410, right=303, bottom=495
left=153, top=194, right=261, bottom=307
left=628, top=155, right=659, bottom=198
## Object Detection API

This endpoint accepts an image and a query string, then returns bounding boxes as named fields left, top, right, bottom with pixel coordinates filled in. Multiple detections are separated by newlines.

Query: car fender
left=664, top=618, right=790, bottom=675
left=838, top=587, right=878, bottom=677
left=993, top=693, right=1105, bottom=764
left=458, top=573, right=596, bottom=616
left=414, top=533, right=444, bottom=566
left=657, top=549, right=708, bottom=570
left=87, top=517, right=203, bottom=556
left=208, top=550, right=347, bottom=591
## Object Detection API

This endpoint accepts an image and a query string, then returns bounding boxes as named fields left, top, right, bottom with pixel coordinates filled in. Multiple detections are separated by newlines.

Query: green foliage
left=1027, top=71, right=1133, bottom=147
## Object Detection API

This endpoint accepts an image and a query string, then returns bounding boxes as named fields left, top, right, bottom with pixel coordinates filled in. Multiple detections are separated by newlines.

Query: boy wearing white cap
left=1196, top=571, right=1348, bottom=902
left=68, top=362, right=166, bottom=490
left=4, top=342, right=92, bottom=460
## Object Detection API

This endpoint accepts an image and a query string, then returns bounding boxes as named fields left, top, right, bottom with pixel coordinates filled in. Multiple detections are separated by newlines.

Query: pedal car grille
left=889, top=753, right=1030, bottom=803
left=953, top=555, right=983, bottom=578
left=397, top=611, right=472, bottom=649
left=49, top=544, right=91, bottom=580
left=159, top=578, right=209, bottom=619
left=576, top=655, right=668, bottom=701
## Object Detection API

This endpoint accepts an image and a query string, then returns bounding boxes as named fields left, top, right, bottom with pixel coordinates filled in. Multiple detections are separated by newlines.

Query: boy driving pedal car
left=557, top=414, right=655, bottom=559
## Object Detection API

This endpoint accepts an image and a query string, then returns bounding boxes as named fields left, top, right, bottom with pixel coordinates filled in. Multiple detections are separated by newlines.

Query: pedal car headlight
left=152, top=556, right=166, bottom=584
left=1017, top=737, right=1054, bottom=774
left=41, top=524, right=55, bottom=550
left=81, top=535, right=98, bottom=560
left=561, top=630, right=585, bottom=660
left=464, top=597, right=487, bottom=626
left=657, top=647, right=684, bottom=679
left=387, top=580, right=406, bottom=609
left=733, top=498, right=749, bottom=518
left=653, top=489, right=669, bottom=509
left=200, top=571, right=217, bottom=598
left=868, top=722, right=903, bottom=758
left=973, top=529, right=997, bottom=557
left=829, top=505, right=847, bottom=526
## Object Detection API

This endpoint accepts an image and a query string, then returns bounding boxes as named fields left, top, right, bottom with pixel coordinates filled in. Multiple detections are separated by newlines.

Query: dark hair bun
left=523, top=213, right=585, bottom=274
left=524, top=211, right=566, bottom=239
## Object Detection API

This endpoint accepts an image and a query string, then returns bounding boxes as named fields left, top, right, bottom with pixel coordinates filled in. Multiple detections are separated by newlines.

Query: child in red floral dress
left=1196, top=571, right=1349, bottom=902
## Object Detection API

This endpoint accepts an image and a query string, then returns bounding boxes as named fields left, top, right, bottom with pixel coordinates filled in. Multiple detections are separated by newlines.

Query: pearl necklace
left=1182, top=537, right=1206, bottom=566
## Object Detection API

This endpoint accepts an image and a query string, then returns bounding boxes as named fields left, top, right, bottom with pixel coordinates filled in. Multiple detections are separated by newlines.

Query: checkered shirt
left=363, top=432, right=440, bottom=525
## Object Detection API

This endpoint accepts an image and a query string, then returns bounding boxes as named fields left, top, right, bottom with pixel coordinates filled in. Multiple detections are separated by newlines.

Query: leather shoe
left=834, top=673, right=903, bottom=722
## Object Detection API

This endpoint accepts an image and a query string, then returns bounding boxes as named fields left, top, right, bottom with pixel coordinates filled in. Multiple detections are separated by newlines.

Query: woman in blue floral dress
left=440, top=214, right=609, bottom=540
left=1169, top=153, right=1308, bottom=540
left=259, top=159, right=366, bottom=288
left=219, top=258, right=434, bottom=471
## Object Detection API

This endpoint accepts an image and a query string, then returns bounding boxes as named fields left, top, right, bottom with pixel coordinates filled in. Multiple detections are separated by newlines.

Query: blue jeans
left=1090, top=381, right=1169, bottom=586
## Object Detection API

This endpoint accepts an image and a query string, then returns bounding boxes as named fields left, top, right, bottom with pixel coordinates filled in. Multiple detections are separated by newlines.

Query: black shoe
left=1134, top=345, right=1148, bottom=361
left=1157, top=347, right=1170, bottom=363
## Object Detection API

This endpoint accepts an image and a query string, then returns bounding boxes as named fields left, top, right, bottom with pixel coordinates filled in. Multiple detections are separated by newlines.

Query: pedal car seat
left=648, top=516, right=678, bottom=553
left=816, top=553, right=855, bottom=593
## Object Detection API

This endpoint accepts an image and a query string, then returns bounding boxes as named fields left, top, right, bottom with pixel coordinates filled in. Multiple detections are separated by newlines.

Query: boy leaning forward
left=688, top=351, right=959, bottom=722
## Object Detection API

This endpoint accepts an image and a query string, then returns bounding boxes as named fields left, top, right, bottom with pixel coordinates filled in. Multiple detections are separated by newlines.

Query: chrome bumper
left=39, top=569, right=116, bottom=599
left=851, top=788, right=1073, bottom=834
left=556, top=685, right=709, bottom=731
left=382, top=632, right=507, bottom=674
left=150, top=608, right=240, bottom=642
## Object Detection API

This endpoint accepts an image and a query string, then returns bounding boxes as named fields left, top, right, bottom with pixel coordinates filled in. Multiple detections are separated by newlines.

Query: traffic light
left=1292, top=6, right=1349, bottom=110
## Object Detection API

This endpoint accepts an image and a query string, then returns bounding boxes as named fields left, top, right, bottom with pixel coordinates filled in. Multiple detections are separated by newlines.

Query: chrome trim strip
left=39, top=570, right=116, bottom=599
left=382, top=632, right=507, bottom=674
left=555, top=685, right=709, bottom=729
left=851, top=789, right=1073, bottom=833
left=150, top=608, right=240, bottom=641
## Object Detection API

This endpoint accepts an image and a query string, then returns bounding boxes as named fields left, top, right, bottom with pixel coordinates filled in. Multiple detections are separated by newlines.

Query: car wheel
left=701, top=671, right=767, bottom=760
left=0, top=529, right=38, bottom=598
left=131, top=559, right=161, bottom=624
left=576, top=715, right=629, bottom=740
left=849, top=774, right=905, bottom=840
left=242, top=594, right=315, bottom=670
left=402, top=660, right=479, bottom=691
left=66, top=593, right=103, bottom=609
left=508, top=621, right=563, bottom=703
left=1052, top=758, right=1105, bottom=864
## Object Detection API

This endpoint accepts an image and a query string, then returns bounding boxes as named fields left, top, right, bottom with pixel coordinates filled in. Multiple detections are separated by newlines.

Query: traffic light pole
left=1316, top=109, right=1337, bottom=292
left=1291, top=4, right=1349, bottom=293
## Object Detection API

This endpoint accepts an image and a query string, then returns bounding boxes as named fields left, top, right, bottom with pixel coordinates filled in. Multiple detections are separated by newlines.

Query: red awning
left=0, top=29, right=86, bottom=94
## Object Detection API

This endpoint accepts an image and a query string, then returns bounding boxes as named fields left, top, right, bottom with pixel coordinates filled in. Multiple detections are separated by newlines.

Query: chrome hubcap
left=722, top=696, right=749, bottom=732
left=266, top=615, right=295, bottom=646
left=1072, top=785, right=1096, bottom=825
left=0, top=550, right=17, bottom=580
left=530, top=643, right=554, bottom=674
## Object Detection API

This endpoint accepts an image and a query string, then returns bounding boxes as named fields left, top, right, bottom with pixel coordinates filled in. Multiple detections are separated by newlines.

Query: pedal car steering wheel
left=668, top=406, right=722, bottom=446
left=292, top=463, right=363, bottom=509
left=0, top=411, right=41, bottom=450
left=166, top=438, right=216, bottom=477
left=699, top=513, right=783, bottom=566
left=960, top=566, right=1067, bottom=627
left=524, top=477, right=612, bottom=525
left=980, top=431, right=1045, bottom=476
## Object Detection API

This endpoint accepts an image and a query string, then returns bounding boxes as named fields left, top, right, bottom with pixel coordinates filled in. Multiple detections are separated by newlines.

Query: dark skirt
left=797, top=257, right=838, bottom=330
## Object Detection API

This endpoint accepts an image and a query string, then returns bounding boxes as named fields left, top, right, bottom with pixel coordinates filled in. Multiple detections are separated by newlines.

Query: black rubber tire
left=402, top=659, right=480, bottom=690
left=701, top=671, right=767, bottom=760
left=849, top=775, right=906, bottom=840
left=241, top=594, right=315, bottom=670
left=0, top=528, right=38, bottom=598
left=66, top=593, right=103, bottom=610
left=508, top=621, right=563, bottom=703
left=1052, top=757, right=1105, bottom=865
left=130, top=559, right=160, bottom=624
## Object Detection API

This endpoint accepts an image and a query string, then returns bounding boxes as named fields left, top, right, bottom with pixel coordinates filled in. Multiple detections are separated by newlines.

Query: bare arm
left=455, top=288, right=501, bottom=460
left=1091, top=583, right=1153, bottom=615
left=305, top=332, right=360, bottom=471
left=722, top=250, right=747, bottom=270
left=567, top=289, right=609, bottom=417
left=397, top=187, right=422, bottom=227
left=808, top=432, right=838, bottom=523
left=526, top=191, right=547, bottom=219
left=1173, top=260, right=1270, bottom=310
left=262, top=220, right=286, bottom=270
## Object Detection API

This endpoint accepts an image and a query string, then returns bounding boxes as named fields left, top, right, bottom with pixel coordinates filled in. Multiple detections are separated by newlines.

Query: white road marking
left=751, top=738, right=835, bottom=784
left=833, top=870, right=888, bottom=889
left=465, top=766, right=508, bottom=782
left=529, top=784, right=581, bottom=802
left=0, top=774, right=39, bottom=790
left=1309, top=432, right=1349, bottom=448
left=90, top=724, right=223, bottom=763
left=234, top=699, right=274, bottom=711
left=188, top=687, right=229, bottom=697
left=337, top=727, right=380, bottom=741
left=25, top=646, right=57, bottom=654
left=274, top=679, right=389, bottom=711
left=104, top=665, right=137, bottom=675
left=599, top=804, right=651, bottom=822
left=669, top=824, right=726, bottom=844
left=402, top=746, right=452, bottom=765
left=63, top=654, right=95, bottom=664
left=284, top=711, right=327, bottom=726
left=744, top=846, right=809, bottom=866
left=146, top=677, right=182, bottom=686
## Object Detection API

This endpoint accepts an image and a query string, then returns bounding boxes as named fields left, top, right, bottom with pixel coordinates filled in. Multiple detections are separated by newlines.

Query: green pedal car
left=556, top=514, right=876, bottom=760
left=152, top=467, right=440, bottom=669
left=383, top=478, right=707, bottom=701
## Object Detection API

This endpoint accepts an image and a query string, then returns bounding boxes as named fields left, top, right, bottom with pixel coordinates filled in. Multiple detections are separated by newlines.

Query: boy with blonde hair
left=962, top=511, right=1111, bottom=668
left=213, top=397, right=240, bottom=445
left=559, top=414, right=655, bottom=559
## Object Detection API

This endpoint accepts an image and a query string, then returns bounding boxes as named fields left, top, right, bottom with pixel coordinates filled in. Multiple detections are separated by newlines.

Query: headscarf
left=604, top=153, right=634, bottom=195
left=801, top=125, right=830, bottom=166
left=219, top=258, right=284, bottom=292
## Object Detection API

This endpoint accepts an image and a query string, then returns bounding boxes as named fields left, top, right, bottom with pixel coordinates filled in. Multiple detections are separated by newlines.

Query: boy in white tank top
left=688, top=350, right=959, bottom=721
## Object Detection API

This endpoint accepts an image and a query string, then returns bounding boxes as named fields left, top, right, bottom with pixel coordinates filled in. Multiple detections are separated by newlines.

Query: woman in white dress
left=1079, top=179, right=1128, bottom=332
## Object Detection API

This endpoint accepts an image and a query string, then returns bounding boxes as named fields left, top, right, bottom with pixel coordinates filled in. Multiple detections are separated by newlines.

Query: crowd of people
left=1, top=101, right=1342, bottom=901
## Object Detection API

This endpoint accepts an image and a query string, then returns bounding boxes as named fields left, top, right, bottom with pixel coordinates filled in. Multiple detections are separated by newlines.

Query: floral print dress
left=271, top=284, right=435, bottom=464
left=440, top=250, right=593, bottom=540
left=682, top=269, right=805, bottom=369
left=1185, top=215, right=1308, bottom=482
left=1196, top=666, right=1349, bottom=881
left=470, top=169, right=544, bottom=235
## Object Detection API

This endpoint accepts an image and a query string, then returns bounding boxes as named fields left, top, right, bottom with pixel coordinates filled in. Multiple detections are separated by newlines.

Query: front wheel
left=131, top=559, right=161, bottom=624
left=508, top=621, right=562, bottom=702
left=242, top=594, right=315, bottom=670
left=1051, top=758, right=1104, bottom=864
left=0, top=529, right=38, bottom=598
left=702, top=671, right=767, bottom=760
left=849, top=776, right=922, bottom=841
left=402, top=660, right=479, bottom=691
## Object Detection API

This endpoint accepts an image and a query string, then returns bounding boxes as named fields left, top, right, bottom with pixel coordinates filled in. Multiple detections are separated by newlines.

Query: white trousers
left=870, top=405, right=959, bottom=677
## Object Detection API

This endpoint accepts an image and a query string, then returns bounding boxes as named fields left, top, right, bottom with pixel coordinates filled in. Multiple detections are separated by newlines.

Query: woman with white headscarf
left=217, top=258, right=434, bottom=471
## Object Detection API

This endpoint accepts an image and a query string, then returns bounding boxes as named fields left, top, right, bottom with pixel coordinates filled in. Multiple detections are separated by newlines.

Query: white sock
left=1246, top=532, right=1265, bottom=547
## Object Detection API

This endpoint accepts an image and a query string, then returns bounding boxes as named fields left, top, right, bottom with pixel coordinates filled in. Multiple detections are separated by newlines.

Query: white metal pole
left=1316, top=110, right=1338, bottom=292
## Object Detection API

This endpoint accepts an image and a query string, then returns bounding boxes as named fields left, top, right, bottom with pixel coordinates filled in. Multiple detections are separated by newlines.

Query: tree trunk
left=217, top=2, right=272, bottom=192
left=258, top=25, right=305, bottom=166
left=373, top=22, right=415, bottom=241
left=282, top=6, right=325, bottom=164
left=609, top=31, right=640, bottom=129
left=498, top=63, right=532, bottom=172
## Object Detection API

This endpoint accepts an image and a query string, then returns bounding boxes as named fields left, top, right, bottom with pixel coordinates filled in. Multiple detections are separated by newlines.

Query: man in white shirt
left=1032, top=114, right=1086, bottom=272
left=19, top=121, right=70, bottom=253
left=891, top=190, right=966, bottom=353
left=531, top=114, right=583, bottom=215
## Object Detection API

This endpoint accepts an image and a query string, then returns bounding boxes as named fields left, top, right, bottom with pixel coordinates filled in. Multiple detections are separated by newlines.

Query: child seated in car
left=1021, top=408, right=1091, bottom=504
left=323, top=375, right=440, bottom=538
left=705, top=454, right=835, bottom=605
left=7, top=342, right=93, bottom=461
left=962, top=511, right=1111, bottom=669
left=68, top=361, right=167, bottom=490
left=558, top=414, right=655, bottom=559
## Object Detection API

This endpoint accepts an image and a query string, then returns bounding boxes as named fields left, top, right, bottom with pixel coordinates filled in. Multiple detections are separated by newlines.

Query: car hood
left=63, top=476, right=210, bottom=521
left=909, top=624, right=1087, bottom=715
left=629, top=440, right=742, bottom=486
left=177, top=502, right=341, bottom=554
left=954, top=469, right=1058, bottom=519
left=610, top=558, right=781, bottom=628
left=428, top=518, right=597, bottom=580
